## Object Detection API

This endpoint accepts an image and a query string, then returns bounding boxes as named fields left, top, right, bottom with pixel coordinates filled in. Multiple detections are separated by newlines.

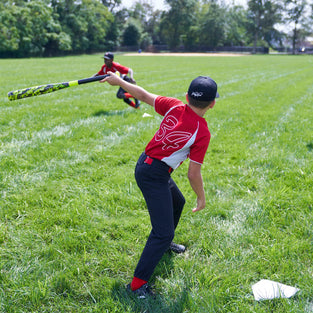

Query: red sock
left=124, top=92, right=132, bottom=99
left=128, top=100, right=136, bottom=108
left=131, top=277, right=147, bottom=291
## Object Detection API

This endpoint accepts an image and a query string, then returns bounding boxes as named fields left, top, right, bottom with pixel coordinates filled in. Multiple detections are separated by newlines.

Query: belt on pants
left=144, top=155, right=173, bottom=174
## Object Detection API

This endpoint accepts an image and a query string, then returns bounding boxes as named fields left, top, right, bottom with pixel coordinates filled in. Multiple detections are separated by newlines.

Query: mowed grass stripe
left=0, top=113, right=156, bottom=155
left=0, top=115, right=160, bottom=208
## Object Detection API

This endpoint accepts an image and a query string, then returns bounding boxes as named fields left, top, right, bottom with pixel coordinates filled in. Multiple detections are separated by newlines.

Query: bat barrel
left=8, top=82, right=70, bottom=101
left=7, top=74, right=109, bottom=101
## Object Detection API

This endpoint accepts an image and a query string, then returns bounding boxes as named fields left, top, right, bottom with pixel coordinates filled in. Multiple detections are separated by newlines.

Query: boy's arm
left=101, top=72, right=157, bottom=106
left=188, top=161, right=206, bottom=212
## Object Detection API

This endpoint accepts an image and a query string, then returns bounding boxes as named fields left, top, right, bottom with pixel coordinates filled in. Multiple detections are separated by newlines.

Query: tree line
left=0, top=0, right=312, bottom=58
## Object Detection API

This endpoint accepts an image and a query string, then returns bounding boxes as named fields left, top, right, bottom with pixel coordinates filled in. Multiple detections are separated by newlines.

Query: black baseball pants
left=134, top=152, right=185, bottom=281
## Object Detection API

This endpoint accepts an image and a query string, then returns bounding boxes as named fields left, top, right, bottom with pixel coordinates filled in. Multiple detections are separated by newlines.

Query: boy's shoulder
left=155, top=96, right=185, bottom=115
left=156, top=96, right=184, bottom=106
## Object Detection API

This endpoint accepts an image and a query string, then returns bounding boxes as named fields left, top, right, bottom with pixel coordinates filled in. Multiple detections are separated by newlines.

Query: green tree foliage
left=284, top=0, right=310, bottom=54
left=247, top=0, right=282, bottom=52
left=224, top=5, right=249, bottom=46
left=0, top=0, right=67, bottom=57
left=122, top=20, right=141, bottom=47
left=51, top=0, right=113, bottom=53
left=259, top=0, right=283, bottom=48
left=100, top=0, right=122, bottom=12
left=198, top=2, right=227, bottom=47
left=106, top=9, right=130, bottom=49
left=160, top=0, right=198, bottom=49
left=0, top=0, right=311, bottom=57
left=140, top=32, right=153, bottom=49
left=128, top=2, right=155, bottom=38
left=0, top=0, right=113, bottom=57
left=0, top=3, right=20, bottom=53
left=143, top=10, right=163, bottom=45
left=126, top=1, right=162, bottom=47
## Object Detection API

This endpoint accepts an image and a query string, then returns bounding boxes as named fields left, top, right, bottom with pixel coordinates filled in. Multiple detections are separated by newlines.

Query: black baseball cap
left=188, top=76, right=219, bottom=102
left=103, top=52, right=114, bottom=60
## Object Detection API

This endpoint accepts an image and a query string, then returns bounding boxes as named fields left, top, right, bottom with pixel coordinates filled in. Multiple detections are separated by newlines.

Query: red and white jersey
left=145, top=96, right=211, bottom=169
left=97, top=61, right=129, bottom=76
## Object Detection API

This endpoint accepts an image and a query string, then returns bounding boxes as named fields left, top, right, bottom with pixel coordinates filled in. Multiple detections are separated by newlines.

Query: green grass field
left=0, top=53, right=312, bottom=312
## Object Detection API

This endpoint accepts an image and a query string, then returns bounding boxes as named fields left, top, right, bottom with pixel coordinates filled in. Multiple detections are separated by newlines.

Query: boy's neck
left=187, top=104, right=209, bottom=117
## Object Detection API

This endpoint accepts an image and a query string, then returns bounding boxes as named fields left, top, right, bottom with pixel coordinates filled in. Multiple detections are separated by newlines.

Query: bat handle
left=77, top=74, right=109, bottom=85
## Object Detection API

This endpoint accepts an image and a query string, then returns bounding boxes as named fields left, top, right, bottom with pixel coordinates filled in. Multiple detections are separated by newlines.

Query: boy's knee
left=155, top=230, right=174, bottom=244
left=164, top=231, right=175, bottom=244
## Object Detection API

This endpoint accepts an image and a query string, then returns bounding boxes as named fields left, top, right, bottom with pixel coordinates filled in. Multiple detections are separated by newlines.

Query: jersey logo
left=155, top=115, right=192, bottom=150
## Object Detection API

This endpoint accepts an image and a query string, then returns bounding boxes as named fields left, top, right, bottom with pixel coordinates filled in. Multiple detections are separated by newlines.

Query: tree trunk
left=253, top=32, right=258, bottom=54
left=292, top=23, right=298, bottom=55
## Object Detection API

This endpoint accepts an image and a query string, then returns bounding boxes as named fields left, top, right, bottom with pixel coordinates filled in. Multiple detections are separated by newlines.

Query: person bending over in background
left=101, top=72, right=219, bottom=299
left=93, top=52, right=140, bottom=109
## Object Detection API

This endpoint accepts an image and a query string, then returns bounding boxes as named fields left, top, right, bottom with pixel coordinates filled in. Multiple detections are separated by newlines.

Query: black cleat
left=169, top=242, right=186, bottom=254
left=135, top=99, right=140, bottom=108
left=126, top=283, right=155, bottom=299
